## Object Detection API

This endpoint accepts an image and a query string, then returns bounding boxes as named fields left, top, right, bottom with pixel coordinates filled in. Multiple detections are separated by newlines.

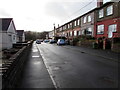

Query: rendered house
left=80, top=9, right=96, bottom=37
left=0, top=18, right=17, bottom=50
left=16, top=30, right=25, bottom=43
left=94, top=1, right=120, bottom=38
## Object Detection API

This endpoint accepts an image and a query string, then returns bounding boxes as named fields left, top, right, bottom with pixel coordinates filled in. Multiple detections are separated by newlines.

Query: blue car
left=57, top=39, right=65, bottom=45
left=36, top=39, right=41, bottom=44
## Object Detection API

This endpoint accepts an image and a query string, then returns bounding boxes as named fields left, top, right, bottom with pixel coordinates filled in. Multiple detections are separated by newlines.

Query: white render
left=0, top=20, right=16, bottom=50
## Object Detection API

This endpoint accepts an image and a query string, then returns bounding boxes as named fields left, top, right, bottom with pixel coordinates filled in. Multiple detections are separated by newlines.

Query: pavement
left=62, top=45, right=119, bottom=63
left=16, top=43, right=55, bottom=88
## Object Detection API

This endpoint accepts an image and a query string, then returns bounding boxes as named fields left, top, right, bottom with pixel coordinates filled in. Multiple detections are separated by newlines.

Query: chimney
left=97, top=0, right=103, bottom=7
left=58, top=24, right=59, bottom=28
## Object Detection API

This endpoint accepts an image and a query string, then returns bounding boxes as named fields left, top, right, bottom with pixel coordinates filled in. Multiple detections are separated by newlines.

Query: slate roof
left=0, top=18, right=13, bottom=31
left=17, top=30, right=24, bottom=36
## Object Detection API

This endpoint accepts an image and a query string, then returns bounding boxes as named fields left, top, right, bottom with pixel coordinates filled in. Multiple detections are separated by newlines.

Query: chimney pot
left=97, top=0, right=103, bottom=7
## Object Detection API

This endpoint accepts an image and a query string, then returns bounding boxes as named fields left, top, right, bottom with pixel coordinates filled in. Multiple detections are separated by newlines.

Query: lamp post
left=53, top=23, right=55, bottom=40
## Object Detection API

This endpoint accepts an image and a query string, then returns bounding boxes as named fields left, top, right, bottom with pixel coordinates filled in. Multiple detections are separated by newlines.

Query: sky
left=0, top=0, right=111, bottom=32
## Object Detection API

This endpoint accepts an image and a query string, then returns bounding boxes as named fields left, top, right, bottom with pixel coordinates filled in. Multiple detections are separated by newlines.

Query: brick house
left=94, top=1, right=120, bottom=38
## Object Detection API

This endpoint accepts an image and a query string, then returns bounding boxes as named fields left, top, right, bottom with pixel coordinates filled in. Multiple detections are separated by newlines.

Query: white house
left=16, top=30, right=25, bottom=43
left=0, top=18, right=17, bottom=50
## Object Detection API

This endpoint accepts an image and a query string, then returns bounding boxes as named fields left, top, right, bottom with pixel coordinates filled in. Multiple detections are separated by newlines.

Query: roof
left=17, top=30, right=24, bottom=36
left=0, top=18, right=13, bottom=31
left=56, top=1, right=118, bottom=29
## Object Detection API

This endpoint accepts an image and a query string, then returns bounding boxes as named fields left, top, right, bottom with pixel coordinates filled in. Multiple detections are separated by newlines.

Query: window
left=83, top=16, right=87, bottom=23
left=78, top=31, right=81, bottom=35
left=68, top=24, right=70, bottom=29
left=77, top=19, right=80, bottom=25
left=60, top=27, right=62, bottom=31
left=70, top=31, right=72, bottom=36
left=82, top=30, right=85, bottom=35
left=97, top=25, right=104, bottom=34
left=13, top=35, right=16, bottom=40
left=108, top=24, right=117, bottom=32
left=86, top=27, right=92, bottom=35
left=88, top=15, right=91, bottom=22
left=74, top=21, right=77, bottom=26
left=107, top=5, right=113, bottom=16
left=70, top=23, right=72, bottom=28
left=74, top=31, right=77, bottom=36
left=99, top=9, right=104, bottom=18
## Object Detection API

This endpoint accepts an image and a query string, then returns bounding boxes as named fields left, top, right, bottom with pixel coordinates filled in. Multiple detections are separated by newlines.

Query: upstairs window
left=77, top=19, right=80, bottom=25
left=60, top=27, right=62, bottom=31
left=99, top=9, right=104, bottom=18
left=97, top=25, right=104, bottom=34
left=83, top=16, right=87, bottom=23
left=68, top=24, right=70, bottom=29
left=107, top=5, right=113, bottom=16
left=70, top=23, right=72, bottom=28
left=74, top=21, right=77, bottom=26
left=88, top=15, right=91, bottom=22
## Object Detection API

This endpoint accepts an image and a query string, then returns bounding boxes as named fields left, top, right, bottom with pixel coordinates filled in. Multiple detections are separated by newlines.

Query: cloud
left=45, top=2, right=69, bottom=19
left=0, top=8, right=11, bottom=17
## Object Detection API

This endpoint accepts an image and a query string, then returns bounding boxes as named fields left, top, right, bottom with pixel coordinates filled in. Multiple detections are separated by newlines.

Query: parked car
left=65, top=40, right=70, bottom=45
left=44, top=39, right=49, bottom=43
left=49, top=39, right=56, bottom=44
left=36, top=39, right=41, bottom=44
left=57, top=39, right=65, bottom=45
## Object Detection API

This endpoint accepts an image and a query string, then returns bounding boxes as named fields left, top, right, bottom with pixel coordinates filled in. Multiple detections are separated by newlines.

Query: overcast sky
left=0, top=0, right=111, bottom=32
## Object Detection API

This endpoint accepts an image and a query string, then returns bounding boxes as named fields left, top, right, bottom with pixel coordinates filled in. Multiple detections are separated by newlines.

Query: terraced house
left=51, top=0, right=120, bottom=42
left=56, top=17, right=81, bottom=40
left=94, top=1, right=120, bottom=38
left=80, top=9, right=96, bottom=37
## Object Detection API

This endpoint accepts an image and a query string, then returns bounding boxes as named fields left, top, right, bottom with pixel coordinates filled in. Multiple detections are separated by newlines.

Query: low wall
left=2, top=41, right=33, bottom=89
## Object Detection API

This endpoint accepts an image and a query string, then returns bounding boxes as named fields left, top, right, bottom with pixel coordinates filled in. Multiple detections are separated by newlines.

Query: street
left=17, top=42, right=118, bottom=88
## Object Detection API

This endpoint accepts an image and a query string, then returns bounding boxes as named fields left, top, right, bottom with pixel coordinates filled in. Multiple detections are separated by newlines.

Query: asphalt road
left=36, top=42, right=118, bottom=88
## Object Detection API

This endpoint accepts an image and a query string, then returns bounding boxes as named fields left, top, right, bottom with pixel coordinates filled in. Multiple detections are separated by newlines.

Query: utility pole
left=53, top=23, right=55, bottom=40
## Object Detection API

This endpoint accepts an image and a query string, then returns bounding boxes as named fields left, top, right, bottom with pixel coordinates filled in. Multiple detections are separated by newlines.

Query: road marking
left=32, top=56, right=39, bottom=57
left=36, top=45, right=58, bottom=88
left=32, top=50, right=38, bottom=52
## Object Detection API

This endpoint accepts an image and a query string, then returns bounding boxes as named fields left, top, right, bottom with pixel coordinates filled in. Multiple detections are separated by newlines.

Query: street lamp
left=53, top=23, right=56, bottom=39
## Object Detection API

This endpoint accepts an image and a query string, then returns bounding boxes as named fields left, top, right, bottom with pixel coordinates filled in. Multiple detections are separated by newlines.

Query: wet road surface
left=17, top=42, right=118, bottom=88
left=37, top=43, right=118, bottom=88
